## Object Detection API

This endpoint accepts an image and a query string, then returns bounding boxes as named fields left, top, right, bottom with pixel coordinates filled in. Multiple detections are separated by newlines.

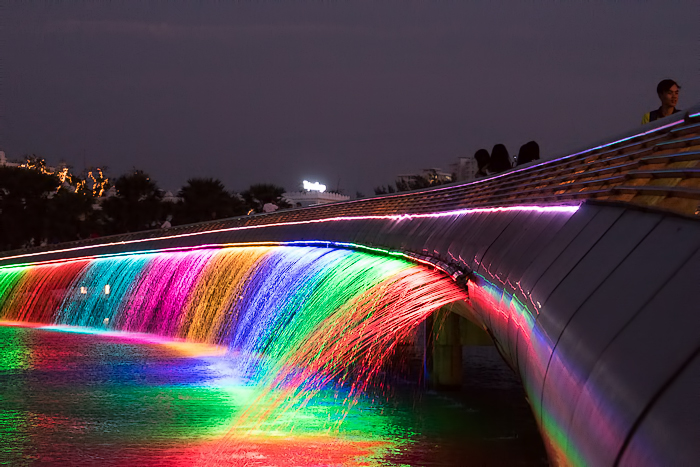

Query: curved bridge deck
left=1, top=106, right=699, bottom=466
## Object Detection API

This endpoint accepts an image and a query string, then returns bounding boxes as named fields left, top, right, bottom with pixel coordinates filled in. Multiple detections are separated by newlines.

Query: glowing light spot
left=302, top=180, right=326, bottom=192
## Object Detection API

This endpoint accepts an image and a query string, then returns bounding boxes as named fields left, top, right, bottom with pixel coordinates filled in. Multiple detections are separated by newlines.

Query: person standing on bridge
left=516, top=141, right=540, bottom=166
left=642, top=79, right=681, bottom=124
left=489, top=144, right=513, bottom=174
left=474, top=148, right=491, bottom=178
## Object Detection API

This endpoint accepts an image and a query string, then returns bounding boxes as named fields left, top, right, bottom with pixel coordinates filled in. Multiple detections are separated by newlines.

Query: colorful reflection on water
left=0, top=324, right=546, bottom=466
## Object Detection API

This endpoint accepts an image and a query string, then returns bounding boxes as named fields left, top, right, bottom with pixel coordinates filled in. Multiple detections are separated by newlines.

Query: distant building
left=396, top=168, right=453, bottom=186
left=0, top=151, right=19, bottom=168
left=450, top=157, right=479, bottom=183
left=283, top=190, right=350, bottom=208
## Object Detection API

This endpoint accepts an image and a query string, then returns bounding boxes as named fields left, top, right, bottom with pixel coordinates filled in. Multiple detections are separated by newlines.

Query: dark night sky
left=2, top=1, right=698, bottom=196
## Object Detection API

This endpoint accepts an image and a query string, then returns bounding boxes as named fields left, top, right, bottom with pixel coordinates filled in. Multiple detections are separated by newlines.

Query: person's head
left=516, top=141, right=540, bottom=166
left=489, top=144, right=511, bottom=173
left=657, top=79, right=680, bottom=108
left=474, top=148, right=490, bottom=171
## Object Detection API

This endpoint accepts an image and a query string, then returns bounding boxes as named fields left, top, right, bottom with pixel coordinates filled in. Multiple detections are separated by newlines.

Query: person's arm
left=641, top=112, right=650, bottom=125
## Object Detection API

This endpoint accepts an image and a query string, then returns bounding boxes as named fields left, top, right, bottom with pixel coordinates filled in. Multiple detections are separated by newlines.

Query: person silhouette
left=516, top=141, right=540, bottom=166
left=474, top=148, right=491, bottom=178
left=489, top=144, right=512, bottom=174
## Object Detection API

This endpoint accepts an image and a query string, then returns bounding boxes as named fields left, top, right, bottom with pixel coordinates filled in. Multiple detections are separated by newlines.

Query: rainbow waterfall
left=0, top=245, right=464, bottom=429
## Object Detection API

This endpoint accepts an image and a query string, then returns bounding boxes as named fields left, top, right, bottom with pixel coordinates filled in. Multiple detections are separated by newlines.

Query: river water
left=0, top=325, right=547, bottom=466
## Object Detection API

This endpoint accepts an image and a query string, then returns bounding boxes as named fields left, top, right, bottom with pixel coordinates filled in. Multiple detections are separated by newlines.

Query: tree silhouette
left=374, top=185, right=396, bottom=195
left=174, top=177, right=246, bottom=225
left=395, top=175, right=431, bottom=192
left=46, top=187, right=96, bottom=243
left=101, top=170, right=164, bottom=234
left=0, top=166, right=59, bottom=249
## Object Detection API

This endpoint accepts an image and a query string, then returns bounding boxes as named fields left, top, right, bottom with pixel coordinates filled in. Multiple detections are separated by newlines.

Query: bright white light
left=303, top=180, right=326, bottom=192
left=104, top=284, right=110, bottom=295
left=80, top=287, right=87, bottom=294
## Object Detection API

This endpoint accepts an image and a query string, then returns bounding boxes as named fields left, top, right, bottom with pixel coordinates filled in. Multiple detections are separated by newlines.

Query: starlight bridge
left=1, top=106, right=699, bottom=467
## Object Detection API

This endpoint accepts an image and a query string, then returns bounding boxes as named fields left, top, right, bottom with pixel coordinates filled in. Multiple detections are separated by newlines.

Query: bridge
left=1, top=104, right=699, bottom=466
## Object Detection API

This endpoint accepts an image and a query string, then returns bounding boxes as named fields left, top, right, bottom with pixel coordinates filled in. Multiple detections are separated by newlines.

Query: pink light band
left=0, top=205, right=580, bottom=264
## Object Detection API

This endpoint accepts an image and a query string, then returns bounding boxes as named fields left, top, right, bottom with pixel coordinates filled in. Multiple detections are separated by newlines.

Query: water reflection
left=0, top=325, right=546, bottom=466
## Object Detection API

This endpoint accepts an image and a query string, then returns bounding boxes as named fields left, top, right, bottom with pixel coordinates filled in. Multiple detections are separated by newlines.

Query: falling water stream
left=0, top=246, right=547, bottom=466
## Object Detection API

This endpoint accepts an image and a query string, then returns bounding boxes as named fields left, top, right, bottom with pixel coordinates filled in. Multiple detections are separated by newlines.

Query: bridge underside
left=3, top=200, right=699, bottom=465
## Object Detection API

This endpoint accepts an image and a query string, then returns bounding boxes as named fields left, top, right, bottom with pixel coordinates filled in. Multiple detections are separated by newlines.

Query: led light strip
left=348, top=119, right=686, bottom=203
left=0, top=204, right=580, bottom=264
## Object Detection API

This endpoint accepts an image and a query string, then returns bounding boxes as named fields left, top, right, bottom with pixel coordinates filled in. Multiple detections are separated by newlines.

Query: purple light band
left=350, top=119, right=686, bottom=204
left=0, top=205, right=580, bottom=264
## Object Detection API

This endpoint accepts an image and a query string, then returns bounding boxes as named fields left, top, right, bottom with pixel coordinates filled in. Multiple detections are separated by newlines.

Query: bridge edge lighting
left=0, top=204, right=581, bottom=265
left=349, top=119, right=686, bottom=204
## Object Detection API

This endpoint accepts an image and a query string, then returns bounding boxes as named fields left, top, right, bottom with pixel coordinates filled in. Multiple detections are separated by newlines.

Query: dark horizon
left=3, top=1, right=697, bottom=195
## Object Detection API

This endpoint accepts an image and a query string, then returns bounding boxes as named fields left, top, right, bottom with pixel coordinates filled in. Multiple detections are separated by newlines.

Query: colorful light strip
left=5, top=322, right=228, bottom=357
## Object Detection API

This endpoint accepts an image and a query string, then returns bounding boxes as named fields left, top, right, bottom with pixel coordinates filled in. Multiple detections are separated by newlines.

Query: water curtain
left=0, top=246, right=465, bottom=431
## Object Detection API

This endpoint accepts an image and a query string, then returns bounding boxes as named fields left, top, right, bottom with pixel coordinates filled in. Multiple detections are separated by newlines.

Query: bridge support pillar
left=431, top=309, right=462, bottom=388
left=426, top=303, right=494, bottom=389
